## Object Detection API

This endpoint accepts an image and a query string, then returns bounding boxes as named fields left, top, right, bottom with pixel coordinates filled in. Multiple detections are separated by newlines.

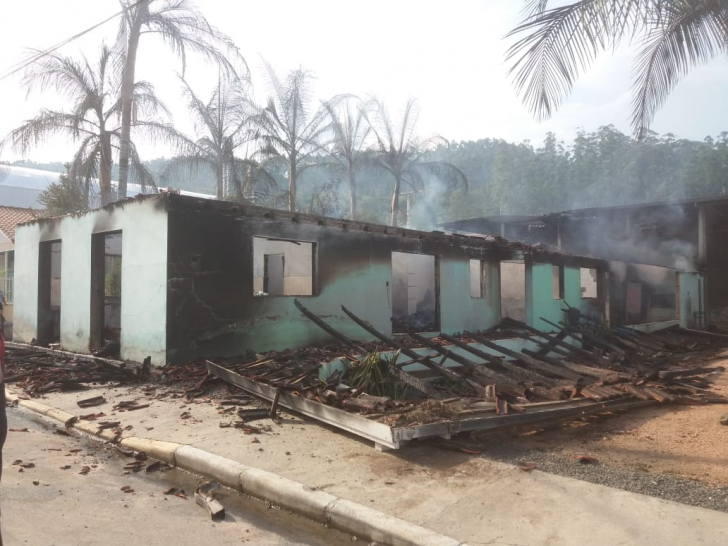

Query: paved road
left=0, top=408, right=352, bottom=546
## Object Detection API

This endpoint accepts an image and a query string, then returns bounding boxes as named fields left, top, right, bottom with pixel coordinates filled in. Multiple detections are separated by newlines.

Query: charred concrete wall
left=165, top=198, right=509, bottom=362
left=14, top=197, right=168, bottom=364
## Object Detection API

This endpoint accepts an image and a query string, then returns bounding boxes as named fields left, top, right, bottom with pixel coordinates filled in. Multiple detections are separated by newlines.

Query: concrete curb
left=5, top=387, right=467, bottom=546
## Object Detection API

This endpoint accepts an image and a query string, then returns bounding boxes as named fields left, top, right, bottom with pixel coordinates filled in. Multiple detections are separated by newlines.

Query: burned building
left=9, top=193, right=634, bottom=366
left=441, top=197, right=720, bottom=331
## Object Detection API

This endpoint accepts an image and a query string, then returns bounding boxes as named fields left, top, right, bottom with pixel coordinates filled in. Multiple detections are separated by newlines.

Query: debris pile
left=3, top=346, right=139, bottom=397
left=202, top=300, right=728, bottom=449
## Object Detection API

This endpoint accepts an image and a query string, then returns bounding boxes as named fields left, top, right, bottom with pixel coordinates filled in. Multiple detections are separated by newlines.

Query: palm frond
left=632, top=2, right=728, bottom=138
left=505, top=1, right=654, bottom=121
left=139, top=0, right=247, bottom=78
left=128, top=140, right=158, bottom=192
left=4, top=110, right=90, bottom=154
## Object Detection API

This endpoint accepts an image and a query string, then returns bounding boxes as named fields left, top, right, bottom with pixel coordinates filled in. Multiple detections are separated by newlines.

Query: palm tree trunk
left=390, top=175, right=401, bottom=227
left=117, top=4, right=147, bottom=201
left=99, top=134, right=113, bottom=205
left=348, top=166, right=357, bottom=220
left=289, top=153, right=297, bottom=212
left=216, top=160, right=224, bottom=200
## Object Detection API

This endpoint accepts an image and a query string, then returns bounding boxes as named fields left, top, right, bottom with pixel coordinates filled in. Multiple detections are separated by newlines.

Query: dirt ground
left=490, top=360, right=728, bottom=487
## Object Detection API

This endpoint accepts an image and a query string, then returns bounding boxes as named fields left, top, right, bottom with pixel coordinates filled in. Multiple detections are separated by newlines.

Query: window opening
left=470, top=259, right=486, bottom=298
left=580, top=268, right=598, bottom=299
left=253, top=237, right=314, bottom=296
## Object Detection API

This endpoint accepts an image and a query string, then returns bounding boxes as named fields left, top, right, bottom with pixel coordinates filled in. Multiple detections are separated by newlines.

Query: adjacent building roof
left=0, top=165, right=215, bottom=209
left=440, top=193, right=728, bottom=232
left=0, top=205, right=41, bottom=242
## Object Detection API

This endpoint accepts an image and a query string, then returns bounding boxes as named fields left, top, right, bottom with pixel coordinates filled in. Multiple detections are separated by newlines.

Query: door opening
left=91, top=232, right=122, bottom=352
left=38, top=241, right=62, bottom=345
left=500, top=260, right=526, bottom=321
left=391, top=252, right=438, bottom=333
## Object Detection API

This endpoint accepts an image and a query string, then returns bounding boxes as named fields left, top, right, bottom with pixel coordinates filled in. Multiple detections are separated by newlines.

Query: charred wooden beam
left=514, top=332, right=570, bottom=357
left=294, top=299, right=438, bottom=398
left=294, top=299, right=363, bottom=351
left=437, top=333, right=557, bottom=386
left=340, top=305, right=477, bottom=395
left=520, top=348, right=611, bottom=379
left=501, top=318, right=595, bottom=361
left=408, top=333, right=525, bottom=399
left=466, top=332, right=581, bottom=381
left=537, top=329, right=569, bottom=357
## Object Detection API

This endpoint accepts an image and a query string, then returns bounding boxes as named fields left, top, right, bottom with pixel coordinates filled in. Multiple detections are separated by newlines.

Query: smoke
left=406, top=173, right=447, bottom=231
left=575, top=204, right=696, bottom=271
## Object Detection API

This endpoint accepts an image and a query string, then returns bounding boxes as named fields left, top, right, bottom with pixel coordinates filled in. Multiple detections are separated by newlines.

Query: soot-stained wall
left=165, top=197, right=511, bottom=362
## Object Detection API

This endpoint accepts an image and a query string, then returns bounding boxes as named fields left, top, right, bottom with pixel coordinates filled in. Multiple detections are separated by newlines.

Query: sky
left=1, top=0, right=727, bottom=163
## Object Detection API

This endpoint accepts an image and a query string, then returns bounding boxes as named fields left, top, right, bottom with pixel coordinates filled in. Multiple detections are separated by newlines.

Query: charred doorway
left=500, top=260, right=526, bottom=321
left=91, top=232, right=122, bottom=350
left=37, top=241, right=62, bottom=345
left=391, top=252, right=439, bottom=333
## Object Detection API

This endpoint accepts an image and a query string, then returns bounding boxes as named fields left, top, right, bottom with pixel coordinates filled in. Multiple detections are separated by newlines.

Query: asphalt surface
left=0, top=407, right=353, bottom=546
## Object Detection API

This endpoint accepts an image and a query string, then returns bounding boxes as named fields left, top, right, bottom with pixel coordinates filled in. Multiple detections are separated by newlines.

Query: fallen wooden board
left=206, top=360, right=658, bottom=450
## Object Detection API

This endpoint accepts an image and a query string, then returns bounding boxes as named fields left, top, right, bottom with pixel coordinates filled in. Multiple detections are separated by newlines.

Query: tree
left=506, top=1, right=728, bottom=138
left=2, top=45, right=167, bottom=205
left=366, top=98, right=467, bottom=226
left=251, top=64, right=332, bottom=212
left=38, top=169, right=89, bottom=216
left=116, top=0, right=243, bottom=200
left=322, top=97, right=371, bottom=220
left=163, top=76, right=276, bottom=202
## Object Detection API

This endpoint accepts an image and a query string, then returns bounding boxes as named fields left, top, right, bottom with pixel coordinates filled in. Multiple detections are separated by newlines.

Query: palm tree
left=251, top=63, right=332, bottom=212
left=116, top=0, right=244, bottom=200
left=322, top=97, right=372, bottom=220
left=506, top=1, right=728, bottom=139
left=1, top=45, right=169, bottom=205
left=366, top=98, right=467, bottom=227
left=162, top=75, right=276, bottom=201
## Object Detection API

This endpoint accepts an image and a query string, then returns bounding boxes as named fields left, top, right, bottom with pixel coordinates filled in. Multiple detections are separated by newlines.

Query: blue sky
left=1, top=0, right=727, bottom=162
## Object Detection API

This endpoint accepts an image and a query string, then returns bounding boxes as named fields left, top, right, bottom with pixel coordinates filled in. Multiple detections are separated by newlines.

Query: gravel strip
left=480, top=445, right=728, bottom=513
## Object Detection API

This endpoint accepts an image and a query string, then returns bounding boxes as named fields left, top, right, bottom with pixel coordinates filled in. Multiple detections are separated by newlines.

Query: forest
left=9, top=124, right=728, bottom=229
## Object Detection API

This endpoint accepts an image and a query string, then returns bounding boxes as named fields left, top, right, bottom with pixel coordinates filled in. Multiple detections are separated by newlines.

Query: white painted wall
left=13, top=199, right=168, bottom=364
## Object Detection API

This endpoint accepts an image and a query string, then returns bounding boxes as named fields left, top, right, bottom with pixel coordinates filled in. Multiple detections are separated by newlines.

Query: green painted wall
left=679, top=272, right=703, bottom=328
left=440, top=258, right=500, bottom=334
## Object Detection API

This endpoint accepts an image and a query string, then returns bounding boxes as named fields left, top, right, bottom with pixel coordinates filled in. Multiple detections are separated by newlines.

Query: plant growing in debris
left=347, top=350, right=402, bottom=398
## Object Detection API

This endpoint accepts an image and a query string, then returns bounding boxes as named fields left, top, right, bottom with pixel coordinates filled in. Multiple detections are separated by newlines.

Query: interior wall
left=390, top=252, right=438, bottom=332
left=678, top=272, right=703, bottom=329
left=608, top=262, right=678, bottom=325
left=13, top=198, right=168, bottom=364
left=252, top=238, right=313, bottom=296
left=500, top=261, right=526, bottom=321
